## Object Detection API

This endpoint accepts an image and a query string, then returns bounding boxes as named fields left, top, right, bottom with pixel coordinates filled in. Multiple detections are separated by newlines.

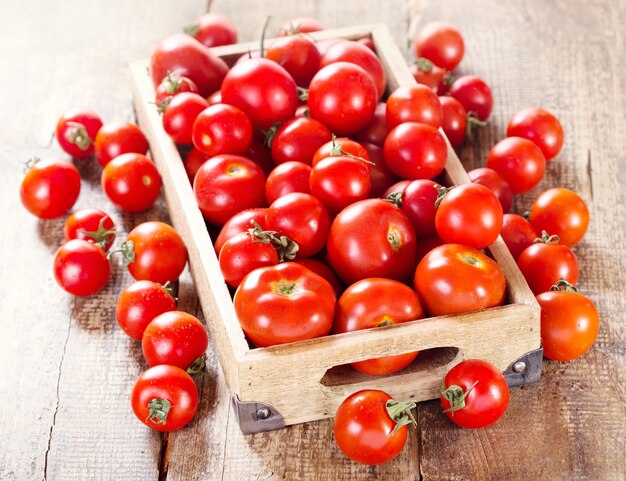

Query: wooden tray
left=130, top=24, right=541, bottom=434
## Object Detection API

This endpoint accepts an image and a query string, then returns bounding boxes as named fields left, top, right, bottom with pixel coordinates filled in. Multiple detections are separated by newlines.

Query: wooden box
left=130, top=24, right=541, bottom=433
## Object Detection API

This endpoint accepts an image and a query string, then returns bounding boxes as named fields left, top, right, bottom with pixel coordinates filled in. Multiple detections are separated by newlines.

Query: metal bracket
left=504, top=347, right=544, bottom=387
left=231, top=395, right=285, bottom=434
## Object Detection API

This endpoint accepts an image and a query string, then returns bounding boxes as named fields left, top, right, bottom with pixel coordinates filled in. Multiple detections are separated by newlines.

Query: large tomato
left=529, top=188, right=589, bottom=247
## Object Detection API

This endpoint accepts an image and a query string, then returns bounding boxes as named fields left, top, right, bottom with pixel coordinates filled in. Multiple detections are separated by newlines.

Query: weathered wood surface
left=0, top=1, right=624, bottom=480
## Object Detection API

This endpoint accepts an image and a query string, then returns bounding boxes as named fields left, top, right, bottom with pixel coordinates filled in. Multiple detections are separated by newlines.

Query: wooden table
left=1, top=0, right=624, bottom=479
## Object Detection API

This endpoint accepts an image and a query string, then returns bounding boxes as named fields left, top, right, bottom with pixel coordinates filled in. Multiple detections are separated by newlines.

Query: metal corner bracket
left=231, top=395, right=286, bottom=434
left=503, top=347, right=544, bottom=388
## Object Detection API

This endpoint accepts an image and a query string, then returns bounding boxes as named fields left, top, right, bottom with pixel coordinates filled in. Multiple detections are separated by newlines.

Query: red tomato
left=101, top=153, right=162, bottom=213
left=183, top=147, right=208, bottom=183
left=55, top=109, right=103, bottom=158
left=439, top=96, right=467, bottom=148
left=116, top=280, right=176, bottom=340
left=395, top=179, right=441, bottom=238
left=219, top=230, right=280, bottom=287
left=448, top=75, right=493, bottom=121
left=312, top=137, right=369, bottom=166
left=94, top=121, right=149, bottom=167
left=334, top=278, right=424, bottom=375
left=191, top=103, right=252, bottom=157
left=355, top=102, right=388, bottom=147
left=233, top=262, right=335, bottom=346
left=529, top=188, right=589, bottom=247
left=383, top=122, right=447, bottom=180
left=64, top=208, right=116, bottom=251
left=410, top=58, right=447, bottom=93
left=361, top=142, right=400, bottom=198
left=213, top=207, right=268, bottom=256
left=334, top=390, right=414, bottom=465
left=414, top=21, right=464, bottom=71
left=507, top=108, right=564, bottom=160
left=206, top=89, right=222, bottom=106
left=415, top=244, right=506, bottom=316
left=486, top=137, right=546, bottom=194
left=265, top=161, right=311, bottom=204
left=155, top=73, right=198, bottom=105
left=327, top=199, right=417, bottom=284
left=131, top=365, right=198, bottom=432
left=383, top=180, right=411, bottom=199
left=278, top=17, right=323, bottom=36
left=440, top=359, right=509, bottom=428
left=270, top=117, right=331, bottom=165
left=194, top=155, right=266, bottom=227
left=357, top=36, right=376, bottom=52
left=162, top=92, right=209, bottom=145
left=184, top=12, right=237, bottom=48
left=467, top=167, right=513, bottom=213
left=500, top=213, right=537, bottom=261
left=292, top=258, right=343, bottom=297
left=386, top=85, right=442, bottom=129
left=414, top=233, right=444, bottom=264
left=308, top=62, right=377, bottom=135
left=20, top=158, right=80, bottom=219
left=246, top=138, right=275, bottom=175
left=267, top=35, right=321, bottom=87
left=53, top=239, right=110, bottom=296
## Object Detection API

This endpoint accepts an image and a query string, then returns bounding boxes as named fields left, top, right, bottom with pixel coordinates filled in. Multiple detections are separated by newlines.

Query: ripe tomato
left=278, top=17, right=323, bottom=36
left=191, top=103, right=252, bottom=157
left=414, top=21, right=464, bottom=70
left=55, top=109, right=103, bottom=158
left=383, top=180, right=411, bottom=199
left=265, top=161, right=311, bottom=204
left=312, top=137, right=369, bottom=166
left=116, top=280, right=176, bottom=340
left=414, top=244, right=506, bottom=316
left=529, top=188, right=589, bottom=247
left=53, top=239, right=110, bottom=296
left=213, top=208, right=268, bottom=255
left=394, top=179, right=441, bottom=238
left=334, top=278, right=424, bottom=375
left=292, top=258, right=343, bottom=297
left=355, top=102, right=388, bottom=147
left=270, top=117, right=331, bottom=165
left=467, top=167, right=513, bottom=214
left=383, top=122, right=448, bottom=180
left=183, top=147, right=208, bottom=183
left=410, top=58, right=447, bottom=93
left=155, top=73, right=198, bottom=106
left=206, top=89, right=222, bottom=106
left=233, top=262, right=335, bottom=347
left=361, top=142, right=399, bottom=198
left=184, top=12, right=237, bottom=48
left=20, top=158, right=81, bottom=219
left=439, top=96, right=467, bottom=148
left=507, top=108, right=564, bottom=160
left=101, top=153, right=162, bottom=213
left=440, top=359, right=509, bottom=429
left=448, top=75, right=493, bottom=121
left=64, top=208, right=116, bottom=251
left=266, top=35, right=321, bottom=87
left=386, top=85, right=442, bottom=129
left=131, top=365, right=198, bottom=432
left=246, top=138, right=275, bottom=175
left=308, top=62, right=377, bottom=135
left=486, top=137, right=546, bottom=194
left=94, top=121, right=149, bottom=167
left=162, top=92, right=209, bottom=145
left=327, top=199, right=417, bottom=284
left=414, top=233, right=444, bottom=265
left=500, top=213, right=537, bottom=261
left=334, top=390, right=415, bottom=465
left=219, top=230, right=280, bottom=288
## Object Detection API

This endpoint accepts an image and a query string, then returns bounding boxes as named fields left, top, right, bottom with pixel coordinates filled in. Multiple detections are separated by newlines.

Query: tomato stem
left=186, top=354, right=207, bottom=375
left=107, top=240, right=135, bottom=265
left=465, top=112, right=487, bottom=142
left=183, top=23, right=200, bottom=37
left=385, top=190, right=403, bottom=208
left=163, top=71, right=184, bottom=94
left=262, top=122, right=282, bottom=148
left=260, top=16, right=272, bottom=58
left=414, top=57, right=434, bottom=73
left=440, top=380, right=478, bottom=415
left=22, top=157, right=40, bottom=174
left=534, top=230, right=560, bottom=245
left=297, top=87, right=309, bottom=102
left=386, top=399, right=417, bottom=435
left=328, top=134, right=375, bottom=165
left=248, top=220, right=299, bottom=261
left=66, top=121, right=93, bottom=151
left=550, top=278, right=578, bottom=292
left=434, top=185, right=453, bottom=209
left=147, top=398, right=171, bottom=425
left=77, top=216, right=116, bottom=251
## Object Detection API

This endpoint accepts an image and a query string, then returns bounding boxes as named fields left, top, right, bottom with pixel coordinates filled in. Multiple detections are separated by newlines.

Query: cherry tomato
left=500, top=213, right=537, bottom=261
left=410, top=58, right=447, bottom=93
left=20, top=158, right=80, bottom=219
left=361, top=142, right=400, bottom=198
left=265, top=161, right=311, bottom=204
left=155, top=73, right=199, bottom=106
left=439, top=96, right=467, bottom=148
left=219, top=230, right=280, bottom=288
left=101, top=153, right=162, bottom=213
left=507, top=108, right=564, bottom=160
left=312, top=137, right=369, bottom=166
left=53, top=239, right=110, bottom=296
left=131, top=365, right=198, bottom=432
left=270, top=117, right=331, bottom=165
left=116, top=280, right=176, bottom=340
left=64, top=208, right=116, bottom=251
left=486, top=137, right=546, bottom=194
left=386, top=85, right=442, bottom=129
left=467, top=167, right=513, bottom=213
left=184, top=12, right=237, bottom=48
left=233, top=262, right=335, bottom=347
left=55, top=109, right=103, bottom=158
left=394, top=179, right=441, bottom=238
left=355, top=102, right=388, bottom=147
left=191, top=103, right=252, bottom=157
left=292, top=258, right=343, bottom=297
left=278, top=17, right=323, bottom=36
left=440, top=359, right=509, bottom=429
left=94, top=121, right=149, bottom=167
left=183, top=147, right=208, bottom=183
left=213, top=207, right=268, bottom=256
left=414, top=21, right=464, bottom=71
left=529, top=188, right=589, bottom=247
left=448, top=75, right=493, bottom=121
left=162, top=92, right=209, bottom=145
left=266, top=35, right=321, bottom=87
left=415, top=244, right=506, bottom=316
left=206, top=89, right=222, bottom=106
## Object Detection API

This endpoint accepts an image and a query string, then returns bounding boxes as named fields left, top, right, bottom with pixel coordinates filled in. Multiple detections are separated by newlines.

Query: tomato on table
left=414, top=21, right=464, bottom=71
left=486, top=137, right=546, bottom=194
left=448, top=75, right=493, bottom=121
left=507, top=107, right=564, bottom=160
left=184, top=12, right=237, bottom=48
left=278, top=17, right=323, bottom=36
left=55, top=109, right=103, bottom=158
left=53, top=239, right=110, bottom=297
left=64, top=208, right=116, bottom=251
left=529, top=188, right=589, bottom=247
left=94, top=121, right=149, bottom=167
left=411, top=58, right=447, bottom=93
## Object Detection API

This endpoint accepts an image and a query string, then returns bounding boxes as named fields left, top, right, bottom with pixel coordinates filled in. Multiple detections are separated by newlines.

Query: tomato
left=55, top=109, right=103, bottom=158
left=267, top=35, right=321, bottom=87
left=414, top=233, right=444, bottom=264
left=334, top=278, right=424, bottom=375
left=131, top=365, right=198, bottom=432
left=20, top=158, right=80, bottom=219
left=467, top=167, right=513, bottom=214
left=361, top=142, right=399, bottom=198
left=415, top=244, right=506, bottom=316
left=529, top=188, right=589, bottom=247
left=383, top=180, right=411, bottom=199
left=101, top=153, right=162, bottom=213
left=414, top=21, right=464, bottom=71
left=440, top=359, right=509, bottom=429
left=116, top=280, right=176, bottom=340
left=233, top=262, right=335, bottom=347
left=142, top=311, right=208, bottom=372
left=320, top=40, right=386, bottom=99
left=308, top=62, right=377, bottom=135
left=410, top=58, right=447, bottom=93
left=486, top=137, right=546, bottom=194
left=53, top=239, right=110, bottom=296
left=355, top=102, right=388, bottom=147
left=125, top=221, right=188, bottom=284
left=184, top=12, right=237, bottom=48
left=507, top=108, right=564, bottom=160
left=246, top=138, right=275, bottom=175
left=155, top=73, right=199, bottom=106
left=334, top=390, right=415, bottom=465
left=278, top=17, right=323, bottom=36
left=206, top=89, right=222, bottom=106
left=383, top=122, right=447, bottom=179
left=265, top=161, right=311, bottom=204
left=292, top=258, right=343, bottom=297
left=537, top=281, right=599, bottom=361
left=439, top=95, right=467, bottom=148
left=386, top=85, right=442, bottom=129
left=265, top=193, right=330, bottom=258
left=448, top=75, right=493, bottom=121
left=270, top=117, right=331, bottom=165
left=393, top=179, right=441, bottom=238
left=500, top=213, right=537, bottom=261
left=312, top=137, right=369, bottom=166
left=213, top=207, right=268, bottom=256
left=64, top=208, right=115, bottom=251
left=221, top=58, right=298, bottom=130
left=150, top=33, right=228, bottom=97
left=191, top=103, right=252, bottom=157
left=327, top=199, right=417, bottom=284
left=162, top=92, right=209, bottom=145
left=219, top=230, right=280, bottom=287
left=94, top=121, right=149, bottom=167
left=183, top=147, right=208, bottom=183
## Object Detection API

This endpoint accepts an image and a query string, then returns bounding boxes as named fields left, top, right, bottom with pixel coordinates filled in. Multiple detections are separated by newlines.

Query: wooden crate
left=130, top=24, right=541, bottom=433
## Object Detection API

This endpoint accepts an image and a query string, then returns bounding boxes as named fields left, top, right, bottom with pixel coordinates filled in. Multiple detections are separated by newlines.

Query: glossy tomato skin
left=94, top=121, right=149, bottom=167
left=219, top=231, right=279, bottom=287
left=414, top=233, right=444, bottom=265
left=53, top=240, right=110, bottom=296
left=414, top=244, right=506, bottom=316
left=20, top=158, right=81, bottom=219
left=362, top=142, right=400, bottom=198
left=440, top=359, right=509, bottom=429
left=101, top=153, right=162, bottom=213
left=266, top=35, right=321, bottom=87
left=507, top=108, right=564, bottom=160
left=233, top=262, right=335, bottom=347
left=486, top=137, right=546, bottom=194
left=386, top=85, right=442, bottom=129
left=529, top=188, right=589, bottom=247
left=327, top=199, right=417, bottom=284
left=191, top=103, right=252, bottom=157
left=414, top=21, right=464, bottom=71
left=398, top=179, right=441, bottom=238
left=185, top=12, right=237, bottom=48
left=265, top=161, right=311, bottom=204
left=116, top=280, right=177, bottom=340
left=64, top=208, right=116, bottom=251
left=334, top=278, right=424, bottom=376
left=183, top=147, right=208, bottom=183
left=131, top=365, right=198, bottom=432
left=270, top=117, right=331, bottom=165
left=440, top=96, right=467, bottom=148
left=355, top=102, right=388, bottom=147
left=468, top=167, right=513, bottom=214
left=517, top=242, right=579, bottom=295
left=448, top=75, right=493, bottom=121
left=334, top=390, right=409, bottom=465
left=213, top=207, right=268, bottom=256
left=292, top=258, right=343, bottom=297
left=500, top=213, right=537, bottom=260
left=162, top=92, right=209, bottom=145
left=278, top=17, right=323, bottom=36
left=55, top=109, right=103, bottom=158
left=312, top=137, right=369, bottom=166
